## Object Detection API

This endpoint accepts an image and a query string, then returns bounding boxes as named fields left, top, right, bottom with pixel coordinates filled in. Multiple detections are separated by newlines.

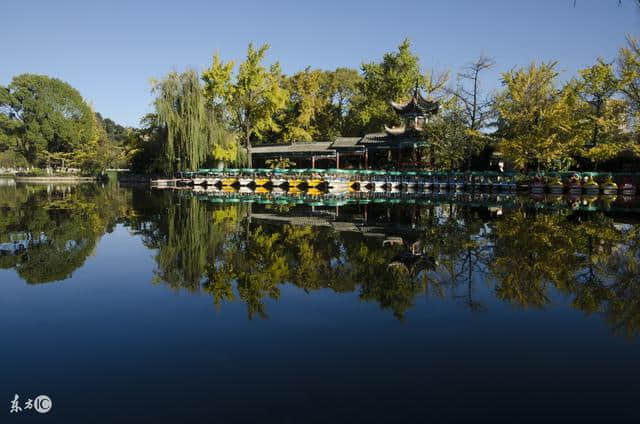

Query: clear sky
left=2, top=0, right=638, bottom=127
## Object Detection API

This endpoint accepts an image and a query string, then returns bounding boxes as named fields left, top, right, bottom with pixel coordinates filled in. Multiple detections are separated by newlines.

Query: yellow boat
left=221, top=178, right=238, bottom=186
left=288, top=179, right=305, bottom=188
left=307, top=178, right=325, bottom=188
left=222, top=186, right=238, bottom=193
left=601, top=176, right=618, bottom=195
left=288, top=187, right=303, bottom=195
left=583, top=176, right=600, bottom=194
left=254, top=186, right=270, bottom=194
left=307, top=188, right=323, bottom=196
left=254, top=177, right=271, bottom=187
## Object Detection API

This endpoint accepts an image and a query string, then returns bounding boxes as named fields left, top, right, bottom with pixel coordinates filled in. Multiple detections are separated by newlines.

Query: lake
left=1, top=182, right=639, bottom=422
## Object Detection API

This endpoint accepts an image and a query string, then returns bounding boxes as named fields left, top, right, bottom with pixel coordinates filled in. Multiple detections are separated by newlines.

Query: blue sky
left=1, top=0, right=638, bottom=127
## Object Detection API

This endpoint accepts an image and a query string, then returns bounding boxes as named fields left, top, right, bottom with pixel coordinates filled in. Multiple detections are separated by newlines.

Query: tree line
left=1, top=37, right=639, bottom=174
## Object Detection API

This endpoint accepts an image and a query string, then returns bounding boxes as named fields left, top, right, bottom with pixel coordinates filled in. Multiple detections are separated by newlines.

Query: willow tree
left=152, top=69, right=232, bottom=172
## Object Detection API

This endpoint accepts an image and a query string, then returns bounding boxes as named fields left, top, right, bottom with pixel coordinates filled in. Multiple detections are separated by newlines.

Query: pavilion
left=250, top=86, right=439, bottom=169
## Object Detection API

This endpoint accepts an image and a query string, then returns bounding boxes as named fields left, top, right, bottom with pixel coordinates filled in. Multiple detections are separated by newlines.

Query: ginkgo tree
left=494, top=62, right=580, bottom=172
left=202, top=43, right=287, bottom=167
left=574, top=59, right=628, bottom=168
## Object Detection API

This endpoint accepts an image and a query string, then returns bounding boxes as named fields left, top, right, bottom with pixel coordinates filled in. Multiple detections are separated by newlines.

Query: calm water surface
left=1, top=182, right=639, bottom=422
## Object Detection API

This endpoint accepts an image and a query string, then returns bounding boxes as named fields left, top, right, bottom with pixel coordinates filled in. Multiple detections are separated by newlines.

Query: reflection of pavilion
left=250, top=85, right=439, bottom=169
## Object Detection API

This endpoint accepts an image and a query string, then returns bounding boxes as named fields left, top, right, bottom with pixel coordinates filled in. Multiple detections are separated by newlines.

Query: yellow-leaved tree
left=495, top=62, right=580, bottom=172
left=574, top=59, right=629, bottom=168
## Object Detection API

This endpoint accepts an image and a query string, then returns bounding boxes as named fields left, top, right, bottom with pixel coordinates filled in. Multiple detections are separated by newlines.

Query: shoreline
left=13, top=176, right=97, bottom=183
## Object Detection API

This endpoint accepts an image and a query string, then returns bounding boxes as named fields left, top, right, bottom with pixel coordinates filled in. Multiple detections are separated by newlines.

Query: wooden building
left=250, top=86, right=439, bottom=169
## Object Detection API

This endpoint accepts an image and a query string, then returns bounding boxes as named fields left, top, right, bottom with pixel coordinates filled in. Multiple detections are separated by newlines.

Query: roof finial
left=413, top=79, right=420, bottom=97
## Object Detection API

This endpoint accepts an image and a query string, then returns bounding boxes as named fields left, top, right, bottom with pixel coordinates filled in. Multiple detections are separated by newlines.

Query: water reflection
left=1, top=183, right=639, bottom=337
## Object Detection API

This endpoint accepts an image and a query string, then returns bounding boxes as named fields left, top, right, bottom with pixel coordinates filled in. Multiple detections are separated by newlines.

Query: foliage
left=495, top=62, right=580, bottom=171
left=265, top=157, right=296, bottom=169
left=95, top=112, right=129, bottom=145
left=0, top=74, right=94, bottom=165
left=152, top=69, right=234, bottom=172
left=617, top=36, right=640, bottom=116
left=425, top=102, right=468, bottom=170
left=202, top=43, right=287, bottom=167
left=279, top=68, right=326, bottom=142
left=348, top=39, right=424, bottom=134
left=574, top=59, right=629, bottom=166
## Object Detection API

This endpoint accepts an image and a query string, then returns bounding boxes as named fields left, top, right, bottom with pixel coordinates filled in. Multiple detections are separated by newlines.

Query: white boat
left=270, top=178, right=287, bottom=187
left=205, top=177, right=220, bottom=186
left=622, top=183, right=636, bottom=196
left=328, top=179, right=349, bottom=189
left=192, top=178, right=206, bottom=186
left=238, top=177, right=253, bottom=186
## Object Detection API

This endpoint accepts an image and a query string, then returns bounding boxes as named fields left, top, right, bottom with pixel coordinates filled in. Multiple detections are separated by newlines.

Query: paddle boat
left=567, top=174, right=582, bottom=195
left=582, top=174, right=600, bottom=195
left=402, top=171, right=419, bottom=189
left=359, top=170, right=375, bottom=190
left=449, top=173, right=465, bottom=191
left=435, top=173, right=449, bottom=191
left=385, top=171, right=403, bottom=189
left=287, top=174, right=306, bottom=188
left=621, top=177, right=636, bottom=196
left=325, top=169, right=350, bottom=190
left=600, top=175, right=618, bottom=195
left=547, top=177, right=563, bottom=194
left=530, top=175, right=546, bottom=194
left=306, top=175, right=326, bottom=189
left=270, top=170, right=288, bottom=187
left=419, top=171, right=434, bottom=190
left=253, top=169, right=272, bottom=187
left=221, top=175, right=239, bottom=186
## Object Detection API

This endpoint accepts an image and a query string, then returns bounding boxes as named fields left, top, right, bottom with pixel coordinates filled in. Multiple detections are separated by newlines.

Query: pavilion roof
left=390, top=87, right=439, bottom=116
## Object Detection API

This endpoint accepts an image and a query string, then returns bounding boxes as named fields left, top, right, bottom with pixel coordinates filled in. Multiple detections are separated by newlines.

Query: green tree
left=575, top=59, right=628, bottom=167
left=616, top=36, right=640, bottom=151
left=425, top=102, right=468, bottom=170
left=348, top=39, right=423, bottom=134
left=280, top=67, right=325, bottom=141
left=202, top=43, right=287, bottom=167
left=319, top=68, right=362, bottom=139
left=495, top=62, right=580, bottom=172
left=617, top=36, right=640, bottom=115
left=0, top=74, right=94, bottom=165
left=151, top=69, right=233, bottom=172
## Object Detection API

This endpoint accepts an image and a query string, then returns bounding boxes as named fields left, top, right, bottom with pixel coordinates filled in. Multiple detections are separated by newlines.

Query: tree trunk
left=246, top=132, right=252, bottom=168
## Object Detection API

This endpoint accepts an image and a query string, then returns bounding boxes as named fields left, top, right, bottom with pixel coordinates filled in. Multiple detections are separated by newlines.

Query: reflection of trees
left=0, top=184, right=130, bottom=283
left=141, top=195, right=433, bottom=320
left=488, top=209, right=640, bottom=337
left=417, top=204, right=490, bottom=312
left=489, top=211, right=579, bottom=308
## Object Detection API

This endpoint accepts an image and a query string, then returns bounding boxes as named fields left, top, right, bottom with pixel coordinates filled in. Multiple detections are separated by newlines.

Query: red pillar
left=336, top=152, right=340, bottom=169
